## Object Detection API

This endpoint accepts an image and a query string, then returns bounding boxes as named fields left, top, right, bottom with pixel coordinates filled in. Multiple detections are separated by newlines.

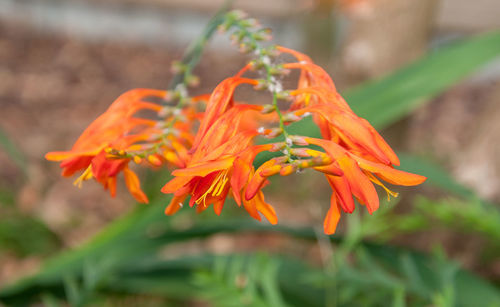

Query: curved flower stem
left=120, top=2, right=234, bottom=161
left=266, top=65, right=294, bottom=162
left=226, top=15, right=295, bottom=162
left=167, top=0, right=234, bottom=93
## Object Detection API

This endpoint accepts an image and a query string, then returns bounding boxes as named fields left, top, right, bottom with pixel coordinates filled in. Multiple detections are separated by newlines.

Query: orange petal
left=161, top=175, right=193, bottom=194
left=230, top=157, right=252, bottom=205
left=108, top=177, right=117, bottom=197
left=172, top=157, right=235, bottom=177
left=362, top=118, right=400, bottom=166
left=340, top=157, right=379, bottom=214
left=330, top=113, right=391, bottom=165
left=60, top=156, right=94, bottom=177
left=163, top=151, right=184, bottom=168
left=245, top=160, right=276, bottom=201
left=259, top=164, right=282, bottom=177
left=306, top=137, right=379, bottom=213
left=213, top=199, right=225, bottom=216
left=242, top=196, right=261, bottom=222
left=326, top=175, right=355, bottom=213
left=350, top=154, right=426, bottom=186
left=123, top=166, right=148, bottom=203
left=191, top=77, right=259, bottom=151
left=45, top=150, right=96, bottom=161
left=196, top=203, right=210, bottom=213
left=324, top=193, right=341, bottom=235
left=254, top=192, right=278, bottom=225
left=277, top=45, right=313, bottom=62
left=314, top=163, right=343, bottom=176
left=165, top=194, right=188, bottom=215
left=301, top=107, right=391, bottom=164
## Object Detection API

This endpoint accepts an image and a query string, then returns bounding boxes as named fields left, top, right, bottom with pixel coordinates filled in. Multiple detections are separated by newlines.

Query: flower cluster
left=45, top=88, right=199, bottom=203
left=46, top=11, right=425, bottom=234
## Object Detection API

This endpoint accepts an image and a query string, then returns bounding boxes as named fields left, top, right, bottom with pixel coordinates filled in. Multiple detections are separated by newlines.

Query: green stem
left=230, top=21, right=295, bottom=161
left=265, top=65, right=294, bottom=162
left=167, top=0, right=234, bottom=92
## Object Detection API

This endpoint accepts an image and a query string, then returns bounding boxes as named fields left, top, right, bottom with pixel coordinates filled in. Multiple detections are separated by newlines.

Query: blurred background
left=0, top=0, right=500, bottom=306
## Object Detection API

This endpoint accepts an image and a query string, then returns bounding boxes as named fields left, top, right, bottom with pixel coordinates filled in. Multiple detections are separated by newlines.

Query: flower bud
left=147, top=155, right=162, bottom=166
left=133, top=156, right=143, bottom=164
left=279, top=164, right=296, bottom=176
left=282, top=113, right=301, bottom=123
left=288, top=135, right=309, bottom=146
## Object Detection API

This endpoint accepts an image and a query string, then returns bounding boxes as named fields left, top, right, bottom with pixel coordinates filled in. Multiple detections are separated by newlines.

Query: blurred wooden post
left=336, top=0, right=438, bottom=87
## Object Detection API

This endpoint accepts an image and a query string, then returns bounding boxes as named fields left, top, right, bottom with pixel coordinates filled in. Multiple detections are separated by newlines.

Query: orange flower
left=161, top=103, right=278, bottom=224
left=280, top=46, right=399, bottom=166
left=46, top=88, right=167, bottom=203
left=305, top=137, right=426, bottom=234
left=191, top=76, right=259, bottom=152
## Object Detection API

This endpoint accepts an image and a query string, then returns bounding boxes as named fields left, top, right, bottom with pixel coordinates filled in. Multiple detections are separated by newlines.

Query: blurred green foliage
left=0, top=128, right=61, bottom=257
left=0, top=211, right=60, bottom=257
left=1, top=8, right=500, bottom=307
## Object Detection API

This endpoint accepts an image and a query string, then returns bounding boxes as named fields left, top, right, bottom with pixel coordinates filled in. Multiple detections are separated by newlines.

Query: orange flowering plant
left=46, top=10, right=425, bottom=235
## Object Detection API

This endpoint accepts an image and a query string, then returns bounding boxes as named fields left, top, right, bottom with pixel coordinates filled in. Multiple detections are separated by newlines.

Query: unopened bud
left=270, top=142, right=286, bottom=152
left=289, top=135, right=308, bottom=146
left=186, top=74, right=200, bottom=87
left=147, top=155, right=162, bottom=166
left=253, top=28, right=272, bottom=41
left=254, top=79, right=268, bottom=91
left=261, top=104, right=276, bottom=114
left=269, top=66, right=290, bottom=76
left=260, top=164, right=282, bottom=177
left=263, top=46, right=280, bottom=57
left=283, top=113, right=301, bottom=123
left=298, top=160, right=313, bottom=169
left=290, top=148, right=309, bottom=157
left=240, top=18, right=258, bottom=28
left=171, top=61, right=186, bottom=74
left=133, top=156, right=143, bottom=164
left=280, top=164, right=296, bottom=176
left=158, top=107, right=173, bottom=118
left=266, top=128, right=283, bottom=138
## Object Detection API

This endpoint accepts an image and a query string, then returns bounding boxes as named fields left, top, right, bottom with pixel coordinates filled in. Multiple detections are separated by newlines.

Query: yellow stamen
left=304, top=93, right=311, bottom=106
left=195, top=170, right=229, bottom=206
left=214, top=171, right=229, bottom=196
left=366, top=172, right=399, bottom=200
left=73, top=165, right=93, bottom=188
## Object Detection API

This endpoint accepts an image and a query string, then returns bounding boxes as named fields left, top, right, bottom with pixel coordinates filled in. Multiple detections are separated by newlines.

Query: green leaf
left=346, top=31, right=500, bottom=129
left=0, top=212, right=61, bottom=256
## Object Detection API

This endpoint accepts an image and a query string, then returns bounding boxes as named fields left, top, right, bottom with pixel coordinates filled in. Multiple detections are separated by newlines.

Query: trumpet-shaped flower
left=161, top=102, right=278, bottom=224
left=46, top=88, right=167, bottom=203
left=305, top=137, right=426, bottom=234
